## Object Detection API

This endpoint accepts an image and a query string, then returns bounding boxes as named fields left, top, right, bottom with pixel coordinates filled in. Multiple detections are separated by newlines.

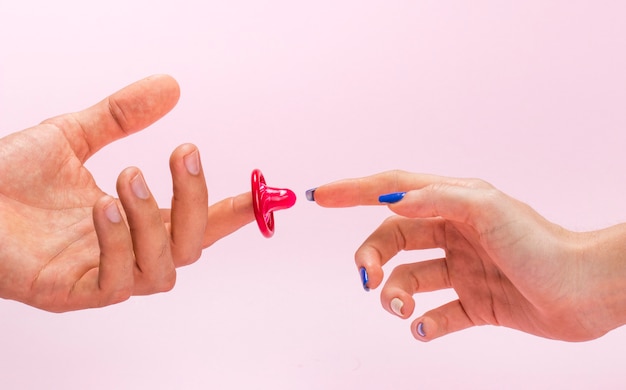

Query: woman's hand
left=310, top=170, right=626, bottom=341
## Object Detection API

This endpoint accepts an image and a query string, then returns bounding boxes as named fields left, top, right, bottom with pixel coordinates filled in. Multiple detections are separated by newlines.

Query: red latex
left=251, top=169, right=296, bottom=238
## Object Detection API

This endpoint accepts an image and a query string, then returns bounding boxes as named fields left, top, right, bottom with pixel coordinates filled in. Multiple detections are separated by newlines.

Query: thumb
left=42, top=74, right=180, bottom=162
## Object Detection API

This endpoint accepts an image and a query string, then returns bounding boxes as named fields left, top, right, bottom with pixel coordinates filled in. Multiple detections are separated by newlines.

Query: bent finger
left=117, top=167, right=176, bottom=295
left=411, top=300, right=475, bottom=342
left=70, top=195, right=134, bottom=309
left=355, top=216, right=446, bottom=290
left=380, top=258, right=451, bottom=319
left=93, top=196, right=135, bottom=295
left=169, top=144, right=208, bottom=267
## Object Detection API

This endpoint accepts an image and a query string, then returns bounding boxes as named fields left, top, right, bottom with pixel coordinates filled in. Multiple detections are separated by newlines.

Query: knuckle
left=423, top=183, right=448, bottom=216
left=465, top=177, right=492, bottom=189
left=106, top=287, right=133, bottom=306
left=381, top=215, right=403, bottom=226
left=387, top=169, right=409, bottom=177
left=136, top=263, right=177, bottom=293
left=107, top=97, right=131, bottom=134
left=173, top=244, right=203, bottom=267
left=156, top=271, right=177, bottom=293
left=32, top=294, right=58, bottom=312
left=392, top=262, right=414, bottom=276
left=475, top=186, right=504, bottom=212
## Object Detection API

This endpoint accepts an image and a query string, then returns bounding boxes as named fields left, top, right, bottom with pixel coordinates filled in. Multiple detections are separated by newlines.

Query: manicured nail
left=359, top=267, right=370, bottom=292
left=379, top=192, right=406, bottom=204
left=104, top=200, right=122, bottom=223
left=131, top=173, right=150, bottom=200
left=390, top=298, right=404, bottom=316
left=417, top=322, right=426, bottom=337
left=184, top=150, right=201, bottom=176
left=305, top=188, right=316, bottom=201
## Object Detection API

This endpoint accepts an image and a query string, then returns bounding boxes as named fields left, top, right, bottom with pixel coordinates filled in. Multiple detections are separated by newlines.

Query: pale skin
left=0, top=75, right=254, bottom=312
left=3, top=77, right=624, bottom=344
left=312, top=171, right=626, bottom=342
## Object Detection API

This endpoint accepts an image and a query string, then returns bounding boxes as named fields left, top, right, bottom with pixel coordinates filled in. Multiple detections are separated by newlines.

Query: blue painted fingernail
left=417, top=322, right=426, bottom=337
left=305, top=188, right=317, bottom=201
left=378, top=192, right=406, bottom=204
left=359, top=267, right=370, bottom=292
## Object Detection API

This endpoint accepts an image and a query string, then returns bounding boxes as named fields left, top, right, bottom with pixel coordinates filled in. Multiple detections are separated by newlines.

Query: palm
left=0, top=125, right=106, bottom=307
left=443, top=218, right=590, bottom=341
left=0, top=75, right=187, bottom=312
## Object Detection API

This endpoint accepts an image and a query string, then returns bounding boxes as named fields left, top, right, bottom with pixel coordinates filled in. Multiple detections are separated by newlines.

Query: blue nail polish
left=305, top=188, right=316, bottom=201
left=378, top=192, right=406, bottom=204
left=417, top=322, right=426, bottom=337
left=359, top=267, right=370, bottom=292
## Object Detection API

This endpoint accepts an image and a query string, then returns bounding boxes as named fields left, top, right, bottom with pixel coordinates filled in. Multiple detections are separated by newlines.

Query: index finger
left=310, top=170, right=460, bottom=207
left=42, top=74, right=180, bottom=162
left=202, top=192, right=256, bottom=248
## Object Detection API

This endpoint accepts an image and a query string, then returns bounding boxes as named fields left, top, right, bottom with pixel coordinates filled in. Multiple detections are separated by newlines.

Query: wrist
left=578, top=225, right=626, bottom=332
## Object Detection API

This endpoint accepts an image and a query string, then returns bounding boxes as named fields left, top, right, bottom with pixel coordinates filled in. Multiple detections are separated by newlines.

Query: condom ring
left=251, top=169, right=296, bottom=238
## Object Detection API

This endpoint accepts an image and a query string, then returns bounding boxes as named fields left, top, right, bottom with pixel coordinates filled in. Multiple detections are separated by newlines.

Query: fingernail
left=305, top=188, right=316, bottom=201
left=104, top=200, right=122, bottom=223
left=359, top=267, right=370, bottom=292
left=417, top=322, right=426, bottom=337
left=131, top=173, right=150, bottom=200
left=390, top=298, right=404, bottom=316
left=184, top=150, right=201, bottom=176
left=379, top=192, right=406, bottom=204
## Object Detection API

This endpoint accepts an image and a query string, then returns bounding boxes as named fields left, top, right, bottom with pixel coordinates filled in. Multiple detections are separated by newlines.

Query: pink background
left=1, top=1, right=625, bottom=388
